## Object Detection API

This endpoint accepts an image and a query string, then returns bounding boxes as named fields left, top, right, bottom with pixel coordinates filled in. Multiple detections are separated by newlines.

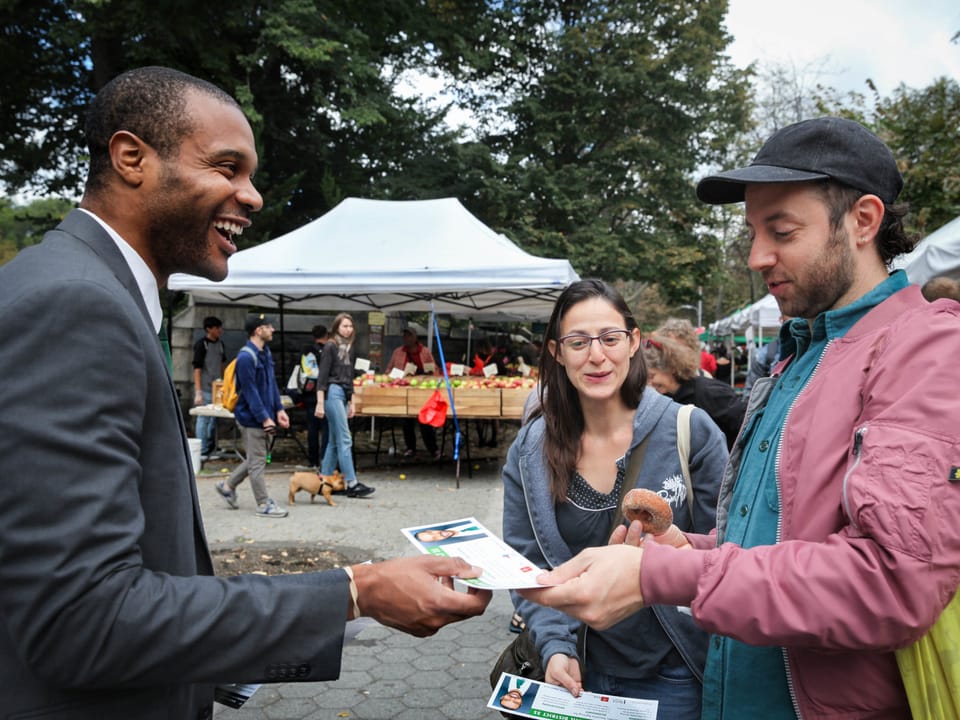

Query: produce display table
left=354, top=382, right=534, bottom=419
left=353, top=380, right=535, bottom=485
left=189, top=395, right=307, bottom=463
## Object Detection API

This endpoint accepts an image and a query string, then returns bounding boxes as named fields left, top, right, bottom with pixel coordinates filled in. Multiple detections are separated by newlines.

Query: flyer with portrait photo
left=488, top=673, right=658, bottom=720
left=401, top=517, right=546, bottom=589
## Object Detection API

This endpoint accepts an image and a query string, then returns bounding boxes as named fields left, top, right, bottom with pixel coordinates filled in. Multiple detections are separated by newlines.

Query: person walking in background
left=641, top=332, right=746, bottom=450
left=216, top=313, right=290, bottom=517
left=0, top=65, right=490, bottom=720
left=518, top=117, right=960, bottom=719
left=316, top=313, right=375, bottom=498
left=386, top=328, right=441, bottom=459
left=503, top=279, right=728, bottom=719
left=192, top=314, right=226, bottom=460
left=301, top=323, right=329, bottom=468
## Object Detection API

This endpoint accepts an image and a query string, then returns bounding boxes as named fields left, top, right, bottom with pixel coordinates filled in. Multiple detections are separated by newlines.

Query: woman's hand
left=545, top=653, right=582, bottom=698
left=609, top=520, right=691, bottom=550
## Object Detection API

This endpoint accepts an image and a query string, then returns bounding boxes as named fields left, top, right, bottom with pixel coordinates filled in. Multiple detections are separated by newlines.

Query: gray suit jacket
left=0, top=210, right=349, bottom=719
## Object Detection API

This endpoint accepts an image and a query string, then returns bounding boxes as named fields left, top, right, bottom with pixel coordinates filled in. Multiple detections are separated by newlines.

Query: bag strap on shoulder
left=607, top=435, right=651, bottom=537
left=677, top=403, right=694, bottom=523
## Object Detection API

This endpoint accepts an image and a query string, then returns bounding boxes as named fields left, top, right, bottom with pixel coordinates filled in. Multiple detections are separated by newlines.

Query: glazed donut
left=621, top=488, right=673, bottom=534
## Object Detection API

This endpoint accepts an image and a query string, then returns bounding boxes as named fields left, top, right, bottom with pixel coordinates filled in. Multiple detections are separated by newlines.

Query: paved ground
left=200, top=440, right=516, bottom=720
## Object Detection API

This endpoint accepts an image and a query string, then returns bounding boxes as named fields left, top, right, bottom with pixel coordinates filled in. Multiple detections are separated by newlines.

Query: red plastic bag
left=418, top=389, right=448, bottom=427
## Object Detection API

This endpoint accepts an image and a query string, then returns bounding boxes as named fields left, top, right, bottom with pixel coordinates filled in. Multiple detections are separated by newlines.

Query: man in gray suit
left=0, top=66, right=490, bottom=719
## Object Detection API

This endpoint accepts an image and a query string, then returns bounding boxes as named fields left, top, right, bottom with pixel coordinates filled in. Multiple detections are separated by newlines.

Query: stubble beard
left=145, top=164, right=228, bottom=283
left=778, top=225, right=855, bottom=319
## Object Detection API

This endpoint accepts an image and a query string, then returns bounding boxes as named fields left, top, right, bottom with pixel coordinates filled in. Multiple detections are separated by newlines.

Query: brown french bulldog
left=288, top=470, right=345, bottom=506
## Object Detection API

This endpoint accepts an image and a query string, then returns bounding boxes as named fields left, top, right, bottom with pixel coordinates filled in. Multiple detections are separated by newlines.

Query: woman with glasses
left=642, top=332, right=747, bottom=451
left=501, top=279, right=728, bottom=720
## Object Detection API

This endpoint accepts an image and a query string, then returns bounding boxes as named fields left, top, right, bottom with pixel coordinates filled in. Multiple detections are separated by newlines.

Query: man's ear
left=109, top=130, right=152, bottom=188
left=851, top=194, right=885, bottom=247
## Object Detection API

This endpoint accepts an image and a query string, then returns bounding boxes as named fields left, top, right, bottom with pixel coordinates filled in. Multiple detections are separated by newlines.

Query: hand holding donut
left=622, top=488, right=673, bottom=533
left=619, top=489, right=691, bottom=550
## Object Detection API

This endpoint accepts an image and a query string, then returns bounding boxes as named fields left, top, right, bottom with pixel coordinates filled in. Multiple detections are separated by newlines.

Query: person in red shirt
left=386, top=329, right=441, bottom=459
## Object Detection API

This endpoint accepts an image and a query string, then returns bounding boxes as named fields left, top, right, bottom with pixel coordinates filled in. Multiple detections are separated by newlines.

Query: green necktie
left=158, top=323, right=173, bottom=374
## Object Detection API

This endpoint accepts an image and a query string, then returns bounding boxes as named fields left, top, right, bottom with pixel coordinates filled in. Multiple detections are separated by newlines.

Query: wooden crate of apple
left=499, top=377, right=537, bottom=419
left=452, top=376, right=536, bottom=418
left=353, top=382, right=407, bottom=416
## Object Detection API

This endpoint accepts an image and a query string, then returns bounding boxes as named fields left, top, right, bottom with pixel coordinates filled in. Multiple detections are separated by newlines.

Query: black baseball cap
left=244, top=313, right=275, bottom=335
left=697, top=117, right=903, bottom=205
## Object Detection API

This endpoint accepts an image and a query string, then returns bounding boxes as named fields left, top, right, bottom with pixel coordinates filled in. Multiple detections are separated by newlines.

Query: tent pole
left=277, top=297, right=287, bottom=374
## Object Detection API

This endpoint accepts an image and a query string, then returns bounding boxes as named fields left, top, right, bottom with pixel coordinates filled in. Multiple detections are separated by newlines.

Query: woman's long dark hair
left=534, top=279, right=646, bottom=502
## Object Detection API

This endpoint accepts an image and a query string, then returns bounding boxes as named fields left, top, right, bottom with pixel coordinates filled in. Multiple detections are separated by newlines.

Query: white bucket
left=187, top=438, right=203, bottom=474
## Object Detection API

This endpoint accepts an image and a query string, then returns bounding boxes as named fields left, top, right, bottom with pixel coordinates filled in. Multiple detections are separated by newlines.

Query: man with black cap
left=516, top=118, right=960, bottom=718
left=216, top=312, right=291, bottom=517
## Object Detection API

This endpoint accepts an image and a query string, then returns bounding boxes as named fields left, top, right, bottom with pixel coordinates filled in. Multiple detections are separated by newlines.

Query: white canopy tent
left=169, top=197, right=579, bottom=319
left=708, top=293, right=781, bottom=338
left=708, top=293, right=784, bottom=387
left=893, top=215, right=960, bottom=285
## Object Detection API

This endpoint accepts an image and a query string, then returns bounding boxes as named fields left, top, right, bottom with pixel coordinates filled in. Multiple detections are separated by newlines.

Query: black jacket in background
left=671, top=376, right=747, bottom=450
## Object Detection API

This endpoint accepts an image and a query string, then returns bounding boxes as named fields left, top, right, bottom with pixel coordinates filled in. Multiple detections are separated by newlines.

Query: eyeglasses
left=642, top=338, right=663, bottom=350
left=558, top=329, right=632, bottom=354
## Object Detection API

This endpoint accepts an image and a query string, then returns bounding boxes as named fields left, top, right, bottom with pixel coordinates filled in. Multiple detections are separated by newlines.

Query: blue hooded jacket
left=502, top=389, right=728, bottom=680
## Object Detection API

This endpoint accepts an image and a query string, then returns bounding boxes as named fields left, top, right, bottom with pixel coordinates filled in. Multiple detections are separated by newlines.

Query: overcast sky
left=725, top=0, right=960, bottom=97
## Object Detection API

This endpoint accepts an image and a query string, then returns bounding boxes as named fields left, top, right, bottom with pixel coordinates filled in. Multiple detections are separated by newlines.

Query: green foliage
left=0, top=196, right=75, bottom=267
left=461, top=1, right=752, bottom=305
left=874, top=77, right=960, bottom=236
left=0, top=0, right=489, bottom=245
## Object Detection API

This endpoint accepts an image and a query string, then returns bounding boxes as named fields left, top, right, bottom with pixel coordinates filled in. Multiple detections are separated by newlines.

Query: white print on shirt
left=657, top=474, right=687, bottom=509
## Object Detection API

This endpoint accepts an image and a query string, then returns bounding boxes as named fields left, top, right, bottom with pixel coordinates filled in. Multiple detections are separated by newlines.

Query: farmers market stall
left=170, top=197, right=574, bottom=479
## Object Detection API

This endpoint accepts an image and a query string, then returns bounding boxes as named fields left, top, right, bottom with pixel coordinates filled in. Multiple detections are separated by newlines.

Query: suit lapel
left=58, top=210, right=214, bottom=572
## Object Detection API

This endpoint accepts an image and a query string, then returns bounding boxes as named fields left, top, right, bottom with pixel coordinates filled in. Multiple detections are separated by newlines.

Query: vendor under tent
left=893, top=214, right=960, bottom=285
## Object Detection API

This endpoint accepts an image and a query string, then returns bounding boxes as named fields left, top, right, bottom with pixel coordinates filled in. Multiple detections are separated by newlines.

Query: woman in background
left=642, top=332, right=746, bottom=451
left=315, top=313, right=375, bottom=498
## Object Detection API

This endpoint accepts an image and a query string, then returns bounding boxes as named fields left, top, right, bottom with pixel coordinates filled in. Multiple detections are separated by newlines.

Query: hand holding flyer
left=488, top=674, right=658, bottom=720
left=402, top=517, right=547, bottom=589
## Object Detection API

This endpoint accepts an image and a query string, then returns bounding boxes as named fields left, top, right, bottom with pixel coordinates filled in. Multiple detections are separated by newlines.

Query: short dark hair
left=812, top=180, right=916, bottom=266
left=203, top=316, right=222, bottom=329
left=312, top=324, right=328, bottom=340
left=84, top=66, right=239, bottom=193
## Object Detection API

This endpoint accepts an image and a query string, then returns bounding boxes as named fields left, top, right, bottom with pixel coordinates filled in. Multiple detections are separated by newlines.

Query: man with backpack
left=216, top=313, right=290, bottom=518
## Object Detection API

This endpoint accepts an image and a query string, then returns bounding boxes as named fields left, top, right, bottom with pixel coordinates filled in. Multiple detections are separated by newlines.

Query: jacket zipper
left=841, top=426, right=868, bottom=535
left=776, top=338, right=833, bottom=720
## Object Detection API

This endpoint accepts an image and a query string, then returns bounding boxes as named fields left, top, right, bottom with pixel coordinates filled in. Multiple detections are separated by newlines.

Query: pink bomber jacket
left=643, top=284, right=960, bottom=718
